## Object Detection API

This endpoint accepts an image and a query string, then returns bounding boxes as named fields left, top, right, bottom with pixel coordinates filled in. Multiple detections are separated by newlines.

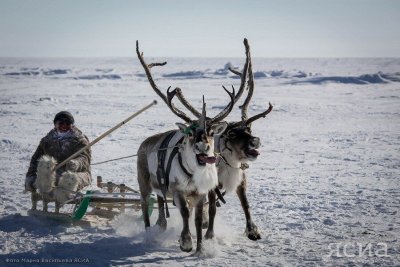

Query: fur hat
left=54, top=111, right=74, bottom=125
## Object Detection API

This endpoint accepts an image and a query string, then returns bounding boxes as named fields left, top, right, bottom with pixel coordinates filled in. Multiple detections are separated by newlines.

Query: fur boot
left=53, top=171, right=79, bottom=205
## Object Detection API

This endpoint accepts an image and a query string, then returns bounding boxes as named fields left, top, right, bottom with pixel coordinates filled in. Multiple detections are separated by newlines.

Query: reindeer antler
left=245, top=102, right=273, bottom=126
left=164, top=87, right=194, bottom=123
left=241, top=53, right=273, bottom=127
left=230, top=39, right=273, bottom=128
left=175, top=88, right=202, bottom=118
left=210, top=86, right=235, bottom=124
left=169, top=86, right=235, bottom=124
left=175, top=38, right=251, bottom=119
left=136, top=41, right=167, bottom=103
left=229, top=38, right=251, bottom=105
left=137, top=40, right=236, bottom=124
left=238, top=45, right=254, bottom=122
left=136, top=41, right=192, bottom=123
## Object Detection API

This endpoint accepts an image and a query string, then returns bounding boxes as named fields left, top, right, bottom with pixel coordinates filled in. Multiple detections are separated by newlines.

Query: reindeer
left=205, top=62, right=273, bottom=241
left=136, top=41, right=235, bottom=254
left=173, top=39, right=273, bottom=241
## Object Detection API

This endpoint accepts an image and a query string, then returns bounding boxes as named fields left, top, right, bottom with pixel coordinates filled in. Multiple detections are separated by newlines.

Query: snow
left=0, top=57, right=399, bottom=266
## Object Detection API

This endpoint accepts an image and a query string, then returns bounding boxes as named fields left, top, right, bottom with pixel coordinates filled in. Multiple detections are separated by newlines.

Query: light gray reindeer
left=136, top=41, right=235, bottom=254
left=174, top=39, right=273, bottom=241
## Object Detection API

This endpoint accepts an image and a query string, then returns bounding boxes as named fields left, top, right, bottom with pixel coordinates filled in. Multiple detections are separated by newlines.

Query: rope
left=91, top=154, right=138, bottom=165
left=91, top=145, right=181, bottom=166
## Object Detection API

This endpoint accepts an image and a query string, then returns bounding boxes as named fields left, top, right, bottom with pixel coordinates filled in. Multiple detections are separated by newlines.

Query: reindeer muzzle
left=245, top=149, right=260, bottom=158
left=196, top=154, right=217, bottom=165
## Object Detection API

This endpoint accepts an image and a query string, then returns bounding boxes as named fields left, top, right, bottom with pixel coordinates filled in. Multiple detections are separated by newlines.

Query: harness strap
left=165, top=147, right=178, bottom=189
left=216, top=136, right=234, bottom=169
left=216, top=135, right=248, bottom=171
left=157, top=131, right=176, bottom=186
left=156, top=131, right=177, bottom=218
left=215, top=187, right=226, bottom=204
left=178, top=151, right=193, bottom=178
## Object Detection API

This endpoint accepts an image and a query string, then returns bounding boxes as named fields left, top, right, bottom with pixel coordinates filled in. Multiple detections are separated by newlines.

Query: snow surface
left=0, top=57, right=399, bottom=266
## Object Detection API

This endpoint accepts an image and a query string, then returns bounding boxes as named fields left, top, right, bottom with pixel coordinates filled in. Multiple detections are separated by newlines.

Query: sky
left=0, top=0, right=399, bottom=58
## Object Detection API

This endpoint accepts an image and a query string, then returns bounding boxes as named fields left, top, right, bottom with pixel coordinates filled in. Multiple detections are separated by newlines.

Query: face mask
left=56, top=130, right=70, bottom=138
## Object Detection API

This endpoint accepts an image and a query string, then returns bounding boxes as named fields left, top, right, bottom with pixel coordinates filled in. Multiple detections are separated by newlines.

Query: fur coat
left=26, top=126, right=91, bottom=187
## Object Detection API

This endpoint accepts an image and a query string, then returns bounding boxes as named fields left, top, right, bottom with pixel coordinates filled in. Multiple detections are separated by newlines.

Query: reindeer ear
left=211, top=121, right=228, bottom=135
left=176, top=122, right=188, bottom=133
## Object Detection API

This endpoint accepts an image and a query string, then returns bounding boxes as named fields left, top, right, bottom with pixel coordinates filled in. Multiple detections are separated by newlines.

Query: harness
left=156, top=131, right=234, bottom=216
left=156, top=131, right=191, bottom=217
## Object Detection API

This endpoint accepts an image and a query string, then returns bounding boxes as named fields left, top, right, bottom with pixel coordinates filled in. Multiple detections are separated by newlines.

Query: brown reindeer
left=136, top=41, right=235, bottom=255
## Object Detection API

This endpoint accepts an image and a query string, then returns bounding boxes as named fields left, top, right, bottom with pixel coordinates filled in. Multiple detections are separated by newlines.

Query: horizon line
left=1, top=56, right=399, bottom=60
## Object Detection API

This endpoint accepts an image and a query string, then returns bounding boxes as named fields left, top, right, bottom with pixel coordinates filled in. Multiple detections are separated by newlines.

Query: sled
left=28, top=176, right=160, bottom=223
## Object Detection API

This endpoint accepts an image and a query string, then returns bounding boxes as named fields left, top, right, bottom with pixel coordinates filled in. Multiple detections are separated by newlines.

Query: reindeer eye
left=228, top=131, right=236, bottom=138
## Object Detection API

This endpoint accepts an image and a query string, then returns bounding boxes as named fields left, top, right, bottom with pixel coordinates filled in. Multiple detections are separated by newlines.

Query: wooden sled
left=28, top=176, right=160, bottom=222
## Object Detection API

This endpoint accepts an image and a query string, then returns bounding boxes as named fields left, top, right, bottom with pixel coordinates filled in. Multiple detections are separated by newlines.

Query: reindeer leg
left=43, top=200, right=48, bottom=212
left=39, top=193, right=47, bottom=212
left=175, top=192, right=192, bottom=252
left=202, top=200, right=209, bottom=229
left=237, top=174, right=261, bottom=240
left=155, top=195, right=167, bottom=231
left=205, top=190, right=216, bottom=239
left=194, top=195, right=205, bottom=255
left=31, top=191, right=38, bottom=210
left=55, top=201, right=60, bottom=213
left=137, top=157, right=152, bottom=230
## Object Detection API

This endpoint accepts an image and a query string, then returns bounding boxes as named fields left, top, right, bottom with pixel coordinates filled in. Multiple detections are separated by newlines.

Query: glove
left=66, top=160, right=80, bottom=172
left=25, top=176, right=36, bottom=192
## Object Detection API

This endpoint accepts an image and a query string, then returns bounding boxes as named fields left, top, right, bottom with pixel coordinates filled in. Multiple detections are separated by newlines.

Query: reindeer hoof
left=194, top=247, right=204, bottom=257
left=204, top=230, right=214, bottom=240
left=246, top=226, right=261, bottom=241
left=155, top=219, right=167, bottom=232
left=246, top=227, right=261, bottom=241
left=180, top=245, right=192, bottom=252
left=202, top=221, right=209, bottom=229
left=179, top=235, right=193, bottom=252
left=248, top=232, right=261, bottom=241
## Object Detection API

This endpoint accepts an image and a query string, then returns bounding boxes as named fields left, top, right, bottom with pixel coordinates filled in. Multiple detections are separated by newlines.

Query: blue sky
left=0, top=0, right=399, bottom=57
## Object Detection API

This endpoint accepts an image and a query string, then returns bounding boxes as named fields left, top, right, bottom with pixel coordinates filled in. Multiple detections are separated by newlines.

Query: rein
left=90, top=145, right=181, bottom=165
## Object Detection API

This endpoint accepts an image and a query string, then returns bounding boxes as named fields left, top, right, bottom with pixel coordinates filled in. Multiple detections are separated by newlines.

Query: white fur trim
left=53, top=171, right=79, bottom=204
left=34, top=155, right=57, bottom=194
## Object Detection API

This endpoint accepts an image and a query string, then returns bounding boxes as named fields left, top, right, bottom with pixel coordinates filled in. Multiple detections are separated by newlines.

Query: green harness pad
left=72, top=190, right=92, bottom=220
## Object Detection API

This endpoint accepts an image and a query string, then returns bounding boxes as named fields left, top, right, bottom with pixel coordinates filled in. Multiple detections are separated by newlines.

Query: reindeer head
left=176, top=108, right=228, bottom=167
left=223, top=125, right=259, bottom=162
left=168, top=88, right=231, bottom=168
